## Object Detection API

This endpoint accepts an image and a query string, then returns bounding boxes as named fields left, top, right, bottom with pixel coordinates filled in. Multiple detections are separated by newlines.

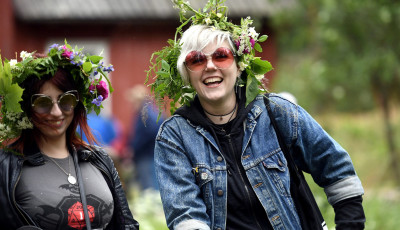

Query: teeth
left=204, top=77, right=222, bottom=84
left=48, top=120, right=62, bottom=125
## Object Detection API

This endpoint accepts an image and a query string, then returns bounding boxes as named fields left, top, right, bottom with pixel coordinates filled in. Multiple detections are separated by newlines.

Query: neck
left=39, top=136, right=69, bottom=159
left=201, top=95, right=237, bottom=125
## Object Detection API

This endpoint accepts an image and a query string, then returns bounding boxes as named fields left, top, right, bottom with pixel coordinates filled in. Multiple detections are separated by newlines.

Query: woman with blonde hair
left=147, top=1, right=365, bottom=229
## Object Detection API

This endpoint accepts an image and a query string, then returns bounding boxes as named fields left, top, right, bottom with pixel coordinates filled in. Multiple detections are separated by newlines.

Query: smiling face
left=187, top=40, right=240, bottom=107
left=32, top=81, right=74, bottom=142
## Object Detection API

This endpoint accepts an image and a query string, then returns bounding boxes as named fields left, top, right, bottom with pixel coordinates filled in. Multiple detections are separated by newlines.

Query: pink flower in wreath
left=61, top=45, right=73, bottom=59
left=89, top=80, right=109, bottom=100
left=250, top=38, right=255, bottom=48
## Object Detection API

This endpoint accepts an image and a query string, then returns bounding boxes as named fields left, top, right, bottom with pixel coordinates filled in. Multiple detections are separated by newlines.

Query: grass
left=127, top=108, right=400, bottom=229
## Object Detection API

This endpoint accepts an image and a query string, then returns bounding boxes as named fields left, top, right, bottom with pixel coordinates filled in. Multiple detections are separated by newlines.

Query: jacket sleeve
left=154, top=119, right=211, bottom=230
left=95, top=147, right=140, bottom=230
left=269, top=95, right=365, bottom=227
left=333, top=195, right=365, bottom=230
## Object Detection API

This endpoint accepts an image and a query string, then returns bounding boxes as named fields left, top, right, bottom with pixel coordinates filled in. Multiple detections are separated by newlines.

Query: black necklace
left=204, top=103, right=237, bottom=121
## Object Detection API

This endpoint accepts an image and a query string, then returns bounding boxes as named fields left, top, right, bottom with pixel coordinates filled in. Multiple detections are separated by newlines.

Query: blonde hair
left=177, top=25, right=237, bottom=85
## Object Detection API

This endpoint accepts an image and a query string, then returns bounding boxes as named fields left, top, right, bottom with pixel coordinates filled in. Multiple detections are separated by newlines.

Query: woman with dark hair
left=0, top=43, right=139, bottom=230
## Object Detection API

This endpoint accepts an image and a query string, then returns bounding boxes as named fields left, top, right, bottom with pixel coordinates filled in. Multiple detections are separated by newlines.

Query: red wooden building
left=0, top=0, right=288, bottom=142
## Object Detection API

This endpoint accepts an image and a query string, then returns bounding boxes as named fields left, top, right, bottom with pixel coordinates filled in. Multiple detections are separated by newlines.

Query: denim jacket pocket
left=262, top=150, right=290, bottom=196
left=193, top=166, right=214, bottom=211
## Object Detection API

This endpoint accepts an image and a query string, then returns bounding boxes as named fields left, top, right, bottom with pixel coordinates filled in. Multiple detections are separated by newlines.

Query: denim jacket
left=154, top=94, right=364, bottom=230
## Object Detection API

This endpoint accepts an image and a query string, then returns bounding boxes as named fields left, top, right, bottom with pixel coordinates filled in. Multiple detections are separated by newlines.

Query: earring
left=235, top=77, right=241, bottom=100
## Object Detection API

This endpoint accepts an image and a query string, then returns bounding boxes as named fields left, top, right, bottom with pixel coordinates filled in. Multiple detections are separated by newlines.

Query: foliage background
left=270, top=0, right=400, bottom=229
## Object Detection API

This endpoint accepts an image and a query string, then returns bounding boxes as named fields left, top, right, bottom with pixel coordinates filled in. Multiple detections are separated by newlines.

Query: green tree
left=271, top=0, right=400, bottom=181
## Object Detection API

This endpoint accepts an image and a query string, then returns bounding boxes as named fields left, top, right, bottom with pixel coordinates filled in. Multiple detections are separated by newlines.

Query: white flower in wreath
left=0, top=124, right=6, bottom=135
left=6, top=112, right=18, bottom=122
left=205, top=17, right=212, bottom=25
left=255, top=74, right=265, bottom=81
left=20, top=51, right=32, bottom=60
left=248, top=27, right=259, bottom=38
left=238, top=61, right=248, bottom=71
left=17, top=116, right=33, bottom=129
left=9, top=59, right=18, bottom=69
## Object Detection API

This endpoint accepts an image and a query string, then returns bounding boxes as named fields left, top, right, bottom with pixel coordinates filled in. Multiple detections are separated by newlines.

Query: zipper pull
left=227, top=165, right=232, bottom=176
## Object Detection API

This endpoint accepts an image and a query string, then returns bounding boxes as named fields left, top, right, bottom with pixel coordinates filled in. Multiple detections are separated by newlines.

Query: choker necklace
left=45, top=154, right=77, bottom=185
left=204, top=103, right=238, bottom=121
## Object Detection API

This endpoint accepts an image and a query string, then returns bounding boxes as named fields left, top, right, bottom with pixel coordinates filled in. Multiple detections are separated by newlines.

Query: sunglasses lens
left=185, top=51, right=206, bottom=72
left=212, top=47, right=234, bottom=69
left=31, top=91, right=78, bottom=114
left=59, top=94, right=78, bottom=112
left=32, top=96, right=53, bottom=114
left=185, top=48, right=235, bottom=72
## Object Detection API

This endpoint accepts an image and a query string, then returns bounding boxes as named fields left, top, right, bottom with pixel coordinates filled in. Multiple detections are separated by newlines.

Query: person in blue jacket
left=147, top=1, right=365, bottom=230
left=128, top=85, right=164, bottom=190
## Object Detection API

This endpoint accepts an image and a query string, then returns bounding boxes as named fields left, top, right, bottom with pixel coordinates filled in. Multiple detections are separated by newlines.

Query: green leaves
left=82, top=62, right=92, bottom=73
left=251, top=58, right=273, bottom=75
left=146, top=38, right=190, bottom=116
left=89, top=55, right=103, bottom=64
left=258, top=35, right=268, bottom=42
left=245, top=70, right=261, bottom=106
left=0, top=57, right=24, bottom=113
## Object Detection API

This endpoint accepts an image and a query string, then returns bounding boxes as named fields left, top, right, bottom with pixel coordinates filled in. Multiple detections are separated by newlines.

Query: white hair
left=177, top=25, right=237, bottom=85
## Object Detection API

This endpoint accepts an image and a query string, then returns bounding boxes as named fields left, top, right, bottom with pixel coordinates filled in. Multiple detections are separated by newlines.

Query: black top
left=176, top=89, right=273, bottom=230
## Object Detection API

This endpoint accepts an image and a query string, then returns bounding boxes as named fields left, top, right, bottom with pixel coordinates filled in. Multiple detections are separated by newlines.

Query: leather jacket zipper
left=13, top=159, right=35, bottom=226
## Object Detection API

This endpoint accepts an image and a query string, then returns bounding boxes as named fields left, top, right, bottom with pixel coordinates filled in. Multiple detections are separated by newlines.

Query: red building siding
left=0, top=0, right=276, bottom=141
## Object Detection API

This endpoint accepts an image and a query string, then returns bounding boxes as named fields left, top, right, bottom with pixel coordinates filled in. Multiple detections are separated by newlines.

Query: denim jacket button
left=278, top=160, right=284, bottom=167
left=201, top=172, right=208, bottom=180
left=217, top=228, right=222, bottom=230
left=217, top=190, right=224, bottom=196
left=217, top=156, right=223, bottom=162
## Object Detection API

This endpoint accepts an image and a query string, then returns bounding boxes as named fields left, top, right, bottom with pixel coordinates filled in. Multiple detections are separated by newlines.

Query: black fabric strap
left=264, top=95, right=326, bottom=230
left=17, top=226, right=43, bottom=230
left=264, top=95, right=302, bottom=183
left=72, top=146, right=92, bottom=230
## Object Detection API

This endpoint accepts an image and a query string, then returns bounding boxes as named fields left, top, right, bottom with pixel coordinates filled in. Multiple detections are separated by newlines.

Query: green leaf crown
left=0, top=40, right=114, bottom=142
left=146, top=0, right=273, bottom=116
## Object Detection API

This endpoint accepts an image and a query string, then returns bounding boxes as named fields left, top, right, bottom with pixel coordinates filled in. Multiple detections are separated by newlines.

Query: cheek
left=66, top=112, right=75, bottom=125
left=188, top=72, right=201, bottom=85
left=31, top=113, right=45, bottom=126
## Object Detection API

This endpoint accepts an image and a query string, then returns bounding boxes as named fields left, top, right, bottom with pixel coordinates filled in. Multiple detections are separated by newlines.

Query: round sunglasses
left=31, top=90, right=79, bottom=114
left=184, top=47, right=235, bottom=72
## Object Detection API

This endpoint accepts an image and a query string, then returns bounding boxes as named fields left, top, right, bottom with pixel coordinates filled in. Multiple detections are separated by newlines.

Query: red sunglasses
left=184, top=47, right=235, bottom=72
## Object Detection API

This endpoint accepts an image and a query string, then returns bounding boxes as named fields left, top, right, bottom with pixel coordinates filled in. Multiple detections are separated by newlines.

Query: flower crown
left=146, top=0, right=273, bottom=116
left=0, top=40, right=114, bottom=142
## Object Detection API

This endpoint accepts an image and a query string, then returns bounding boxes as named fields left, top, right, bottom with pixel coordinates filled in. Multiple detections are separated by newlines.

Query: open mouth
left=46, top=120, right=63, bottom=127
left=204, top=77, right=223, bottom=86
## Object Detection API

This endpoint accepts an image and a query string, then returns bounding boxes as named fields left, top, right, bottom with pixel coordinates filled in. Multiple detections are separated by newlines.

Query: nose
left=49, top=102, right=63, bottom=116
left=205, top=56, right=217, bottom=71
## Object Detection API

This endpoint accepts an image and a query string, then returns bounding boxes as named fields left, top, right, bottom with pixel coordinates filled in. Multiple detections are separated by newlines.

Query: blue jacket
left=154, top=94, right=364, bottom=230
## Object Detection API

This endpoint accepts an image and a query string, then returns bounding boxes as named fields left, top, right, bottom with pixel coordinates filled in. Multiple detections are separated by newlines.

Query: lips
left=203, top=77, right=223, bottom=86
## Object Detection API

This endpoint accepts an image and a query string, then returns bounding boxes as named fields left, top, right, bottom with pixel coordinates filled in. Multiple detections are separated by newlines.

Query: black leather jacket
left=0, top=144, right=139, bottom=230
